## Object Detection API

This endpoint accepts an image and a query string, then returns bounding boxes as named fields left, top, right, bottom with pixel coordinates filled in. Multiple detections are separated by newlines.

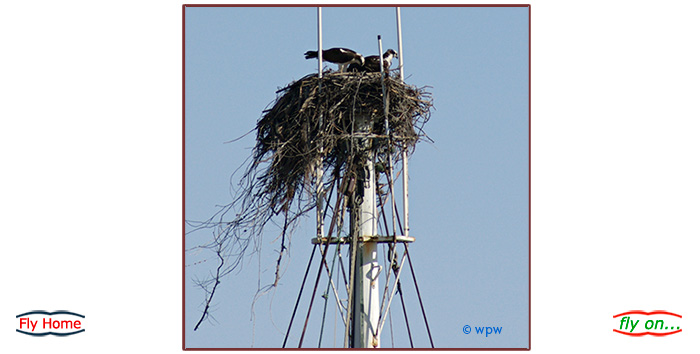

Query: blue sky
left=185, top=5, right=528, bottom=349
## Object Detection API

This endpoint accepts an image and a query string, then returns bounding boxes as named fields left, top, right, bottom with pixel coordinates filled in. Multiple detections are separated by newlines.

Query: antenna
left=396, top=7, right=405, bottom=82
left=316, top=6, right=324, bottom=240
left=396, top=7, right=409, bottom=237
left=317, top=7, right=323, bottom=79
left=379, top=35, right=398, bottom=238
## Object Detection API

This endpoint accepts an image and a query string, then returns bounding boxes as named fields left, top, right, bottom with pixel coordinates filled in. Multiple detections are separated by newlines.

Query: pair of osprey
left=304, top=47, right=397, bottom=73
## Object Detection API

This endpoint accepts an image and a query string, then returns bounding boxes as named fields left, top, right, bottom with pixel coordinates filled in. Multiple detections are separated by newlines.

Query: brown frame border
left=182, top=4, right=531, bottom=350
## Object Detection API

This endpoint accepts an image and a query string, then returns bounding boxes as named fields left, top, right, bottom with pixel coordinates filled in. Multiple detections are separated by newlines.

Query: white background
left=3, top=1, right=698, bottom=353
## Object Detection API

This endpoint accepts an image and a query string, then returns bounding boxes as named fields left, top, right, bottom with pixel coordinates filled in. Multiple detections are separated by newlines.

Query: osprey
left=304, top=47, right=365, bottom=72
left=348, top=49, right=397, bottom=73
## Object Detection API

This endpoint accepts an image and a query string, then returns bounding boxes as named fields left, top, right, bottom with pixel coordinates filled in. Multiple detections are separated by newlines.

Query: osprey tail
left=304, top=50, right=318, bottom=59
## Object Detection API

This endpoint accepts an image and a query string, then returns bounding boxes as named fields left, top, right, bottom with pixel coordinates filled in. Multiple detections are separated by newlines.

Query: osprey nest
left=255, top=70, right=433, bottom=214
left=189, top=70, right=432, bottom=329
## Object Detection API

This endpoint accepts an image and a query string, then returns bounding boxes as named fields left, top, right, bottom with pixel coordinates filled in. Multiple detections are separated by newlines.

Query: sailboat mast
left=349, top=113, right=380, bottom=348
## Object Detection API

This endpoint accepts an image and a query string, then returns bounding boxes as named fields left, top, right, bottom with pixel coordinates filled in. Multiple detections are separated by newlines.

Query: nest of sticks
left=190, top=71, right=431, bottom=329
left=254, top=70, right=432, bottom=213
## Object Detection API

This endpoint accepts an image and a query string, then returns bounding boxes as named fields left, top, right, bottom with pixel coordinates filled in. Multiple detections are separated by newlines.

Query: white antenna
left=317, top=7, right=323, bottom=79
left=396, top=7, right=405, bottom=82
left=315, top=7, right=324, bottom=239
left=396, top=7, right=409, bottom=237
left=379, top=35, right=398, bottom=237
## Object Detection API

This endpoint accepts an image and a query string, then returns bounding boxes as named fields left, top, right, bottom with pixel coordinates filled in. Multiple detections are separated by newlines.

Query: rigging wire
left=397, top=277, right=414, bottom=348
left=377, top=176, right=414, bottom=347
left=282, top=244, right=317, bottom=348
left=318, top=243, right=340, bottom=347
left=344, top=198, right=359, bottom=347
left=334, top=253, right=340, bottom=347
left=388, top=297, right=395, bottom=348
left=381, top=243, right=395, bottom=348
left=319, top=162, right=352, bottom=347
left=299, top=171, right=353, bottom=347
left=389, top=194, right=434, bottom=348
left=404, top=243, right=434, bottom=348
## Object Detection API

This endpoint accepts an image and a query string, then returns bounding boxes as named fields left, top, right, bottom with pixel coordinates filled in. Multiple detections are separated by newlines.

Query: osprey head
left=357, top=55, right=365, bottom=66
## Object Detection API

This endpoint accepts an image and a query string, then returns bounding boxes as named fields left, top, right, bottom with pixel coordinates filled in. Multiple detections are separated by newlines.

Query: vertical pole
left=401, top=153, right=409, bottom=237
left=395, top=7, right=405, bottom=82
left=396, top=7, right=409, bottom=237
left=317, top=7, right=323, bottom=79
left=378, top=35, right=397, bottom=238
left=378, top=35, right=387, bottom=121
left=316, top=7, right=324, bottom=239
left=350, top=114, right=380, bottom=348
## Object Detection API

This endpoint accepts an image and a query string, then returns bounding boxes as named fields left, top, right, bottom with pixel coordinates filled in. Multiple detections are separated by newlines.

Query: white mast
left=350, top=114, right=380, bottom=348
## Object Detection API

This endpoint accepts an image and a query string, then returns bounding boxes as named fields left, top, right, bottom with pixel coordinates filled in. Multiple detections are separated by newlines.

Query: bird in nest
left=304, top=47, right=365, bottom=73
left=348, top=49, right=398, bottom=73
